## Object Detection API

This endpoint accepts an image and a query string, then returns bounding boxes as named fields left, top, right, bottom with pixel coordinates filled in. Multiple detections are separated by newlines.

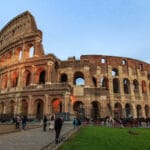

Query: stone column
left=44, top=94, right=49, bottom=115
left=28, top=95, right=34, bottom=118
left=17, top=67, right=22, bottom=90
left=31, top=65, right=36, bottom=85
left=132, top=104, right=137, bottom=118
left=64, top=92, right=71, bottom=112
left=46, top=61, right=54, bottom=84
left=7, top=70, right=11, bottom=89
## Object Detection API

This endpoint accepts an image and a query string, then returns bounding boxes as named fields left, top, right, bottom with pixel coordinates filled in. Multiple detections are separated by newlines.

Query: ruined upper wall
left=0, top=11, right=43, bottom=55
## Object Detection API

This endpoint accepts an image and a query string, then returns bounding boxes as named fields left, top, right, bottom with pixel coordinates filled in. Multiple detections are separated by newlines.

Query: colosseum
left=0, top=11, right=150, bottom=121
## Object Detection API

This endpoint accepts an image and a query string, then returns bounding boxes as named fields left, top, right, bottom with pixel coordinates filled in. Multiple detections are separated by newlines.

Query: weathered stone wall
left=0, top=11, right=150, bottom=120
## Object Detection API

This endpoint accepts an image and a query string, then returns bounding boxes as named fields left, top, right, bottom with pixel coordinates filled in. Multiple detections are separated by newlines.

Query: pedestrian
left=43, top=115, right=48, bottom=131
left=15, top=114, right=21, bottom=129
left=54, top=117, right=63, bottom=144
left=21, top=115, right=27, bottom=130
left=49, top=115, right=55, bottom=132
left=73, top=117, right=78, bottom=128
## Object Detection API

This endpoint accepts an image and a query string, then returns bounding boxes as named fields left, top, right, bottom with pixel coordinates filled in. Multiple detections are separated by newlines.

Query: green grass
left=59, top=126, right=150, bottom=150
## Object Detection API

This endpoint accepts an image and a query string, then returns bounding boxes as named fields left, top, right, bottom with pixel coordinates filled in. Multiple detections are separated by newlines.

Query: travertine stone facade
left=0, top=11, right=150, bottom=120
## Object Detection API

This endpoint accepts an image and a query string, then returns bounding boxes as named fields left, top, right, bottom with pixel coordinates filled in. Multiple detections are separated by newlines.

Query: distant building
left=0, top=11, right=150, bottom=120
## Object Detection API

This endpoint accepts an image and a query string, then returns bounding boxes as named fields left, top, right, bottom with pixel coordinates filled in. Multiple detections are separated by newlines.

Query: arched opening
left=137, top=105, right=142, bottom=118
left=114, top=103, right=122, bottom=119
left=113, top=78, right=120, bottom=93
left=22, top=70, right=31, bottom=86
left=100, top=77, right=109, bottom=90
left=1, top=75, right=8, bottom=89
left=91, top=101, right=100, bottom=120
left=39, top=70, right=46, bottom=84
left=133, top=79, right=139, bottom=93
left=21, top=100, right=28, bottom=116
left=112, top=68, right=119, bottom=76
left=35, top=100, right=44, bottom=120
left=145, top=105, right=150, bottom=118
left=15, top=47, right=22, bottom=61
left=73, top=101, right=84, bottom=119
left=11, top=71, right=18, bottom=88
left=9, top=101, right=15, bottom=118
left=92, top=77, right=97, bottom=87
left=52, top=99, right=62, bottom=113
left=122, top=59, right=127, bottom=65
left=125, top=103, right=132, bottom=118
left=74, top=71, right=85, bottom=85
left=123, top=78, right=130, bottom=94
left=60, top=73, right=68, bottom=82
left=29, top=46, right=34, bottom=57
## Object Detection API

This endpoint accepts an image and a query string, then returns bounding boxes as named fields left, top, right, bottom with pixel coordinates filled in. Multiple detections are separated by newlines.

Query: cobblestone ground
left=0, top=122, right=73, bottom=150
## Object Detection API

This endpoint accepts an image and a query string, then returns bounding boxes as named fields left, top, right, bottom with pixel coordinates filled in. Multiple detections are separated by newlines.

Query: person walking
left=49, top=115, right=55, bottom=132
left=15, top=114, right=21, bottom=129
left=43, top=115, right=48, bottom=131
left=73, top=117, right=78, bottom=128
left=54, top=117, right=63, bottom=144
left=21, top=115, right=27, bottom=130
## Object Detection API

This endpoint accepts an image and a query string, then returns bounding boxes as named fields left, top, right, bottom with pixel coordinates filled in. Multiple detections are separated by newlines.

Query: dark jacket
left=54, top=118, right=63, bottom=130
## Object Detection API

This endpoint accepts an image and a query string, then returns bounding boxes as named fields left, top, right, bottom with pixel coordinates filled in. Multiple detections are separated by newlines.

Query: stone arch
left=142, top=80, right=147, bottom=94
left=22, top=70, right=31, bottom=86
left=92, top=77, right=97, bottom=87
left=60, top=73, right=68, bottom=83
left=73, top=71, right=85, bottom=85
left=91, top=101, right=100, bottom=120
left=73, top=101, right=84, bottom=119
left=136, top=105, right=142, bottom=118
left=123, top=78, right=130, bottom=94
left=9, top=100, right=15, bottom=117
left=145, top=105, right=150, bottom=118
left=112, top=68, right=119, bottom=76
left=113, top=78, right=120, bottom=93
left=114, top=102, right=122, bottom=119
left=10, top=70, right=19, bottom=87
left=125, top=103, right=132, bottom=118
left=21, top=99, right=28, bottom=116
left=1, top=74, right=8, bottom=89
left=51, top=98, right=62, bottom=114
left=34, top=99, right=44, bottom=119
left=24, top=43, right=34, bottom=58
left=15, top=47, right=22, bottom=61
left=39, top=70, right=46, bottom=84
left=100, top=76, right=109, bottom=90
left=133, top=79, right=139, bottom=93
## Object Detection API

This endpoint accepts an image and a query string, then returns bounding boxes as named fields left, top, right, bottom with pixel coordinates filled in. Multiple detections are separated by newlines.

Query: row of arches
left=60, top=72, right=149, bottom=94
left=0, top=44, right=34, bottom=68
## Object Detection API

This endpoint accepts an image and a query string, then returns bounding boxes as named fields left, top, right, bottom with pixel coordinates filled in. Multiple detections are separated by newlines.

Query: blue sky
left=0, top=0, right=150, bottom=63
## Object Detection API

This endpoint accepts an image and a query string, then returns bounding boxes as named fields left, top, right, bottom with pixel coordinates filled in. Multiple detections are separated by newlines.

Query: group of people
left=14, top=114, right=27, bottom=130
left=43, top=115, right=63, bottom=144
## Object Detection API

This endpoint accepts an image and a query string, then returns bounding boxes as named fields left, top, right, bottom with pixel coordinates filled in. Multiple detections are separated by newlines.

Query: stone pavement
left=0, top=121, right=74, bottom=150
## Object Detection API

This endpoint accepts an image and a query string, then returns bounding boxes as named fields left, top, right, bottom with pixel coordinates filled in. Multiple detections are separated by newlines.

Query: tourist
left=15, top=114, right=21, bottom=129
left=43, top=115, right=48, bottom=131
left=21, top=115, right=27, bottom=130
left=49, top=115, right=55, bottom=132
left=54, top=117, right=63, bottom=144
left=73, top=117, right=78, bottom=128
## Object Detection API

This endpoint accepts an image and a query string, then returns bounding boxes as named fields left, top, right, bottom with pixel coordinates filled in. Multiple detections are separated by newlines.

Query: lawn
left=59, top=126, right=150, bottom=150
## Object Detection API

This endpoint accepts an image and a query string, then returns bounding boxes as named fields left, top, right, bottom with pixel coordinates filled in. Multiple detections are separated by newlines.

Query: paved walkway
left=0, top=121, right=74, bottom=150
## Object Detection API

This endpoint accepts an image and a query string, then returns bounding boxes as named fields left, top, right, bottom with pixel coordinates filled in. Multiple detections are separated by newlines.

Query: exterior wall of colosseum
left=0, top=11, right=150, bottom=121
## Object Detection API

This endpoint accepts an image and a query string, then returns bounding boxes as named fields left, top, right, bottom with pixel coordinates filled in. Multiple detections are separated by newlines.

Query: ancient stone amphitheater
left=0, top=11, right=150, bottom=121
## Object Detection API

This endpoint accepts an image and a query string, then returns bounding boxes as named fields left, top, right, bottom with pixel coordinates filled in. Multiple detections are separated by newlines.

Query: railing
left=22, top=83, right=72, bottom=91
